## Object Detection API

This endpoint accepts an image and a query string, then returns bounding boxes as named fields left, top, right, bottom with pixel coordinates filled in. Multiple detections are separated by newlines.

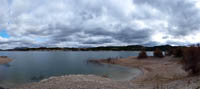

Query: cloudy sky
left=0, top=0, right=200, bottom=49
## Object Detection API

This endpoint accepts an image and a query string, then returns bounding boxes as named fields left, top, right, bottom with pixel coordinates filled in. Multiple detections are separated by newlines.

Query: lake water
left=0, top=51, right=153, bottom=87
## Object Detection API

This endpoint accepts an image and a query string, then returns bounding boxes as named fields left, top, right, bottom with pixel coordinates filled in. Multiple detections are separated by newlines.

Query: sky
left=0, top=0, right=200, bottom=49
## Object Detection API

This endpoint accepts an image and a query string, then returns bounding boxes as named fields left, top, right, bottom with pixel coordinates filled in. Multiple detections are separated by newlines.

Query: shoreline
left=97, top=56, right=200, bottom=88
left=98, top=56, right=188, bottom=83
left=9, top=56, right=200, bottom=89
left=100, top=63, right=143, bottom=81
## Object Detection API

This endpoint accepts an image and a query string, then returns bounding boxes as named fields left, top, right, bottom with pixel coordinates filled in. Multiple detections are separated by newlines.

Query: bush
left=138, top=50, right=148, bottom=59
left=173, top=47, right=184, bottom=57
left=153, top=48, right=164, bottom=58
left=165, top=48, right=174, bottom=56
left=182, top=46, right=200, bottom=76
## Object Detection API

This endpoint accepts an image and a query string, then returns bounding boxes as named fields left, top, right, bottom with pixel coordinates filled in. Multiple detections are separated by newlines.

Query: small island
left=0, top=56, right=12, bottom=64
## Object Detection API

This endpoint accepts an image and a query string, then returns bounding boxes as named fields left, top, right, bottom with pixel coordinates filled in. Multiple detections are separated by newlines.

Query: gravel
left=12, top=75, right=136, bottom=89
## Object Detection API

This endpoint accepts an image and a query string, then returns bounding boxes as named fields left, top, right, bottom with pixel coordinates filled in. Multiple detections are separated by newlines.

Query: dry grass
left=173, top=47, right=184, bottom=58
left=182, top=46, right=200, bottom=76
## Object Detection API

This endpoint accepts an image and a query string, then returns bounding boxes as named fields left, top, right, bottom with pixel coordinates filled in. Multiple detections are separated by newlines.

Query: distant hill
left=2, top=45, right=186, bottom=51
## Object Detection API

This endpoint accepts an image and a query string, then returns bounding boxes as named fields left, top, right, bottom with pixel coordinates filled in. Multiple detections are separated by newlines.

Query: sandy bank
left=0, top=56, right=12, bottom=64
left=100, top=56, right=188, bottom=84
left=99, top=56, right=200, bottom=88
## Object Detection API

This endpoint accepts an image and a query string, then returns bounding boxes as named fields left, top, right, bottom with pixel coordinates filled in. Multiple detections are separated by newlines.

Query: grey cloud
left=82, top=38, right=113, bottom=45
left=113, top=27, right=152, bottom=43
left=0, top=0, right=200, bottom=48
left=82, top=27, right=152, bottom=45
left=0, top=38, right=40, bottom=49
left=0, top=0, right=9, bottom=28
left=134, top=0, right=200, bottom=36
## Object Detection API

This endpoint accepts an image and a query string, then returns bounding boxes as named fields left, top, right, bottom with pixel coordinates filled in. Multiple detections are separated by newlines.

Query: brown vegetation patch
left=137, top=50, right=148, bottom=59
left=182, top=46, right=200, bottom=76
left=153, top=48, right=164, bottom=58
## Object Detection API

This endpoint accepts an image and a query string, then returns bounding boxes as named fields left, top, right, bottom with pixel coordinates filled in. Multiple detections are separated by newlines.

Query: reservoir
left=0, top=51, right=153, bottom=87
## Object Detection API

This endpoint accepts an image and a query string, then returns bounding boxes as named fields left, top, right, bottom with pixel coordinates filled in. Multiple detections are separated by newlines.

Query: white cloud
left=0, top=0, right=200, bottom=49
left=0, top=0, right=9, bottom=28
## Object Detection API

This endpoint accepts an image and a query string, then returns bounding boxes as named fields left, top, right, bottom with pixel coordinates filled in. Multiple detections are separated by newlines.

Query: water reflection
left=0, top=63, right=11, bottom=68
left=30, top=75, right=45, bottom=81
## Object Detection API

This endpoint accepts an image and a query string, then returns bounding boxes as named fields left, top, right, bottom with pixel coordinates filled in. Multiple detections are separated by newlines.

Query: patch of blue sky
left=35, top=37, right=48, bottom=42
left=0, top=29, right=10, bottom=38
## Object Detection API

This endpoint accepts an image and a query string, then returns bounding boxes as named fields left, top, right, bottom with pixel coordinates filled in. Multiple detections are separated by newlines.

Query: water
left=0, top=51, right=153, bottom=87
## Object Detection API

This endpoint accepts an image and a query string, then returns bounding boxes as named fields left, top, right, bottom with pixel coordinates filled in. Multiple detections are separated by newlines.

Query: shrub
left=153, top=48, right=164, bottom=58
left=138, top=50, right=148, bottom=59
left=165, top=48, right=174, bottom=56
left=182, top=46, right=200, bottom=76
left=173, top=47, right=184, bottom=57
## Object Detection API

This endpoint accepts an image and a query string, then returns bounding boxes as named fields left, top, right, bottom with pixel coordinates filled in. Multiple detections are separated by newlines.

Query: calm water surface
left=0, top=51, right=153, bottom=87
